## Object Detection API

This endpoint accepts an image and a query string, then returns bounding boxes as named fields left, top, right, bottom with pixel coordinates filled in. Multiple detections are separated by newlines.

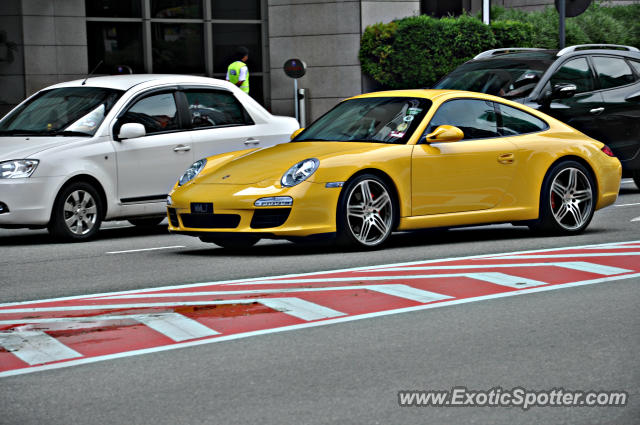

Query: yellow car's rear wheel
left=531, top=160, right=595, bottom=234
left=337, top=174, right=395, bottom=248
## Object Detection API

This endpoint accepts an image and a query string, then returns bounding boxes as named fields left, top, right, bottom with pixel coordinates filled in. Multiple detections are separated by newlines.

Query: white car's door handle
left=173, top=144, right=191, bottom=152
left=590, top=107, right=605, bottom=115
left=244, top=138, right=260, bottom=146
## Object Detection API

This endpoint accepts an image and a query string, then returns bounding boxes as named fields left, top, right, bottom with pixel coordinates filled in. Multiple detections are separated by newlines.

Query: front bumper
left=167, top=180, right=342, bottom=238
left=0, top=176, right=64, bottom=227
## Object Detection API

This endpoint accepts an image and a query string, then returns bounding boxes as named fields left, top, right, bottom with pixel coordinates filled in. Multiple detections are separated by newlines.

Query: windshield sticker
left=403, top=115, right=414, bottom=122
left=407, top=108, right=422, bottom=115
left=397, top=123, right=409, bottom=132
left=389, top=131, right=405, bottom=138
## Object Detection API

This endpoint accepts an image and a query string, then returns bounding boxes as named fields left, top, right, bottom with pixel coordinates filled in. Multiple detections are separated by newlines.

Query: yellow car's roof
left=350, top=89, right=502, bottom=102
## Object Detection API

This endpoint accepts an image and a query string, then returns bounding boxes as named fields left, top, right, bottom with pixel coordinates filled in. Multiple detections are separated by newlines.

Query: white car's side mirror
left=118, top=123, right=146, bottom=140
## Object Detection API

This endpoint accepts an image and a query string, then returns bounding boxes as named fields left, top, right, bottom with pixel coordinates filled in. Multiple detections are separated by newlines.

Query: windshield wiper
left=0, top=129, right=92, bottom=137
left=0, top=129, right=43, bottom=136
left=48, top=130, right=92, bottom=137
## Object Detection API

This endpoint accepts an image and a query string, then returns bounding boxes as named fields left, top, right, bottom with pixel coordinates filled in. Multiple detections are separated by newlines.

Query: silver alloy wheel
left=62, top=189, right=98, bottom=235
left=549, top=167, right=593, bottom=231
left=346, top=179, right=393, bottom=246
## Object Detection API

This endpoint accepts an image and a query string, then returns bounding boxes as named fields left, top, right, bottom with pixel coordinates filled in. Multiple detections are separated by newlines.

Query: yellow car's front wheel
left=337, top=174, right=396, bottom=248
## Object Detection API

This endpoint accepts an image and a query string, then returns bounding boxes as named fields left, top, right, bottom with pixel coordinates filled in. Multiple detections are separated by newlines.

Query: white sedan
left=0, top=75, right=299, bottom=240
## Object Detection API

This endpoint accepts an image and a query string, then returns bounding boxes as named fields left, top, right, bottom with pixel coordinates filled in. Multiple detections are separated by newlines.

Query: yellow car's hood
left=198, top=141, right=388, bottom=185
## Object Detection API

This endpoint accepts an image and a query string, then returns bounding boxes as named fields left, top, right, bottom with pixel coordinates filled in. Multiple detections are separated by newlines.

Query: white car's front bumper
left=0, top=176, right=64, bottom=227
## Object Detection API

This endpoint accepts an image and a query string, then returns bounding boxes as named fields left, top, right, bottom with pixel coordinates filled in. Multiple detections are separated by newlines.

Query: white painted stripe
left=1, top=240, right=638, bottom=309
left=3, top=271, right=639, bottom=378
left=0, top=330, right=82, bottom=365
left=369, top=284, right=453, bottom=303
left=0, top=298, right=344, bottom=322
left=486, top=252, right=640, bottom=260
left=97, top=284, right=453, bottom=303
left=260, top=298, right=344, bottom=321
left=131, top=313, right=219, bottom=342
left=615, top=202, right=640, bottom=207
left=632, top=216, right=640, bottom=222
left=464, top=272, right=544, bottom=288
left=106, top=245, right=185, bottom=255
left=362, top=261, right=631, bottom=275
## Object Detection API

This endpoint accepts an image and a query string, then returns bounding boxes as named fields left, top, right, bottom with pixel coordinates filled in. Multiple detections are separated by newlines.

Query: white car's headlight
left=281, top=158, right=319, bottom=187
left=178, top=158, right=207, bottom=186
left=0, top=160, right=39, bottom=179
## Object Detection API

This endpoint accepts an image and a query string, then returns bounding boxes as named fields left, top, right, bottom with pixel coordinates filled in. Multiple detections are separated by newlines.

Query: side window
left=184, top=90, right=252, bottom=128
left=592, top=56, right=635, bottom=89
left=122, top=92, right=178, bottom=134
left=425, top=99, right=499, bottom=140
left=550, top=58, right=595, bottom=94
left=497, top=103, right=548, bottom=136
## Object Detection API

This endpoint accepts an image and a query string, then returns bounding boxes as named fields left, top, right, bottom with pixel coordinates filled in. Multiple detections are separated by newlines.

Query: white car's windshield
left=294, top=97, right=432, bottom=144
left=0, top=87, right=124, bottom=137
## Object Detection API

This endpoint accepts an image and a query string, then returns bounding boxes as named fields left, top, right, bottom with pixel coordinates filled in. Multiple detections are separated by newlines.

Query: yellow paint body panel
left=168, top=90, right=621, bottom=238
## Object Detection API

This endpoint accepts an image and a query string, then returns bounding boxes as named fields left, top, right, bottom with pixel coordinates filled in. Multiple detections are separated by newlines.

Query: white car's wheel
left=48, top=182, right=103, bottom=241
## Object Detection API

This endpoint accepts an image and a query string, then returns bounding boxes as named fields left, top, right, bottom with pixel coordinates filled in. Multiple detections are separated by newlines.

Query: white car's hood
left=0, top=136, right=89, bottom=160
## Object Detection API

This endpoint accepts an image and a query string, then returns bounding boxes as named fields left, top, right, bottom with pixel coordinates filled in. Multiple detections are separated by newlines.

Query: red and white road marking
left=1, top=240, right=639, bottom=378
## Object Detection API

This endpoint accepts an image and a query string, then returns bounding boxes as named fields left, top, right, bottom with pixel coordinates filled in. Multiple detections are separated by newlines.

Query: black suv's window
left=497, top=103, right=547, bottom=136
left=550, top=57, right=595, bottom=94
left=432, top=55, right=554, bottom=100
left=122, top=92, right=179, bottom=134
left=426, top=99, right=499, bottom=140
left=183, top=90, right=253, bottom=128
left=592, top=56, right=635, bottom=89
left=628, top=59, right=640, bottom=77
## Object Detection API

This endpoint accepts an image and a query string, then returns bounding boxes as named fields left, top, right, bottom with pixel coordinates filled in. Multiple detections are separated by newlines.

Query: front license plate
left=191, top=202, right=213, bottom=214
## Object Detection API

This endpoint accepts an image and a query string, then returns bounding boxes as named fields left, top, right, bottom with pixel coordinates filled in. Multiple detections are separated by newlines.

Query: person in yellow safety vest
left=226, top=46, right=249, bottom=94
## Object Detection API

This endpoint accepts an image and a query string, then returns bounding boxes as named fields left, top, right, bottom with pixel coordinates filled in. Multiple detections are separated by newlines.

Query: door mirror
left=424, top=125, right=464, bottom=143
left=118, top=123, right=146, bottom=140
left=290, top=127, right=304, bottom=140
left=551, top=83, right=577, bottom=99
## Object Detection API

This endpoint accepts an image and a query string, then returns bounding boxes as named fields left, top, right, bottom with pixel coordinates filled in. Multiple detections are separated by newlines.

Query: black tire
left=529, top=160, right=595, bottom=235
left=633, top=170, right=640, bottom=190
left=199, top=235, right=260, bottom=249
left=128, top=217, right=165, bottom=227
left=48, top=181, right=104, bottom=241
left=336, top=173, right=396, bottom=248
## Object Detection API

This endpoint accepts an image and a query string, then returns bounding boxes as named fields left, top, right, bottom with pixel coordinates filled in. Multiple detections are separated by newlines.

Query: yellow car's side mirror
left=290, top=128, right=305, bottom=140
left=424, top=125, right=464, bottom=143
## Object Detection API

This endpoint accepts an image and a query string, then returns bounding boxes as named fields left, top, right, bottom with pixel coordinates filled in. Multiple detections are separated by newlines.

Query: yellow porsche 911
left=167, top=90, right=621, bottom=249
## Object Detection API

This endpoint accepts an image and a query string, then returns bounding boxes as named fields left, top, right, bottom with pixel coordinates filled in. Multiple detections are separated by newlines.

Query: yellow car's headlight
left=178, top=158, right=207, bottom=186
left=281, top=158, right=319, bottom=187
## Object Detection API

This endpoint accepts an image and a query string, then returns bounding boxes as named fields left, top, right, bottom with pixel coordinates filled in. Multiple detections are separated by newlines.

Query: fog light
left=254, top=196, right=293, bottom=207
left=0, top=202, right=8, bottom=214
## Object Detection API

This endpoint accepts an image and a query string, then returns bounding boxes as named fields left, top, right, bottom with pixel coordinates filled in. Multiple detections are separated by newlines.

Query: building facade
left=0, top=0, right=636, bottom=120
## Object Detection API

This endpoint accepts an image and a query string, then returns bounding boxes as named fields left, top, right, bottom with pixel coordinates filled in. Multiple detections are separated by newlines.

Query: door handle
left=173, top=144, right=191, bottom=152
left=498, top=153, right=515, bottom=164
left=590, top=107, right=605, bottom=115
left=244, top=138, right=260, bottom=146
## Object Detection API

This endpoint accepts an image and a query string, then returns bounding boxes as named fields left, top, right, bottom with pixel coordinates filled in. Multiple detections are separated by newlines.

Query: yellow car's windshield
left=294, top=97, right=431, bottom=144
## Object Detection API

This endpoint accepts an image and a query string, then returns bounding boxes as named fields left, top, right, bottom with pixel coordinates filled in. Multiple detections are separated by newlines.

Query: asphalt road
left=0, top=179, right=639, bottom=424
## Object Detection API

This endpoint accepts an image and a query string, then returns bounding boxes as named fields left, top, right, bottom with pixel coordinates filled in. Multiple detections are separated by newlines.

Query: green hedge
left=360, top=3, right=640, bottom=89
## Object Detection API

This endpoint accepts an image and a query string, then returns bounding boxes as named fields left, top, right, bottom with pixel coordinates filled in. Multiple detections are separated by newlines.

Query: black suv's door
left=540, top=56, right=605, bottom=141
left=590, top=55, right=640, bottom=166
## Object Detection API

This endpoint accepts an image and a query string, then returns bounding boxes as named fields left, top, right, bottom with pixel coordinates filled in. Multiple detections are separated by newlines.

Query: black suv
left=434, top=44, right=640, bottom=188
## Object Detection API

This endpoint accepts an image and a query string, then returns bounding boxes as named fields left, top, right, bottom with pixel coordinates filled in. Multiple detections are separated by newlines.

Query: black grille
left=250, top=208, right=291, bottom=229
left=180, top=213, right=240, bottom=229
left=167, top=208, right=179, bottom=227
